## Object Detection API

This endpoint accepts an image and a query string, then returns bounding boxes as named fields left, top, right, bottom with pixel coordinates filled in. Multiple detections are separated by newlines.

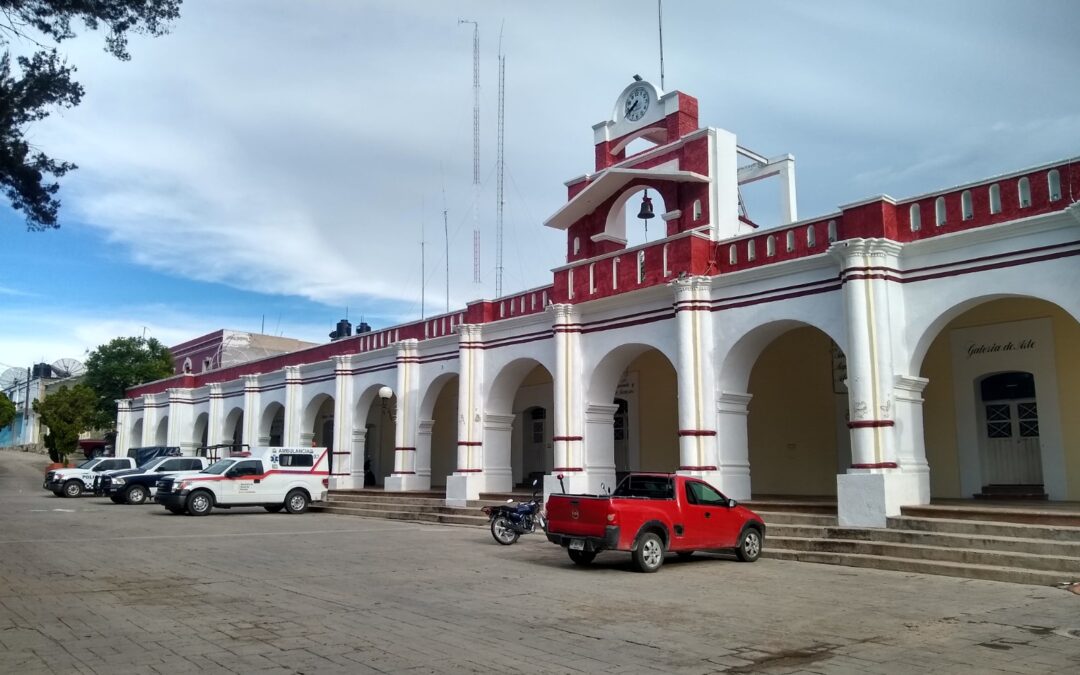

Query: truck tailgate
left=545, top=494, right=611, bottom=538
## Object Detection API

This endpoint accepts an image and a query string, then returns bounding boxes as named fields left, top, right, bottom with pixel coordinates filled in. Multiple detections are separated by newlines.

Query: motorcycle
left=481, top=479, right=546, bottom=545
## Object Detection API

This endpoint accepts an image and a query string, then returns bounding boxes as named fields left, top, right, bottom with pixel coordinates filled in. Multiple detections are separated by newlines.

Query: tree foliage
left=0, top=0, right=182, bottom=230
left=33, top=383, right=96, bottom=462
left=0, top=391, right=15, bottom=428
left=84, top=336, right=174, bottom=429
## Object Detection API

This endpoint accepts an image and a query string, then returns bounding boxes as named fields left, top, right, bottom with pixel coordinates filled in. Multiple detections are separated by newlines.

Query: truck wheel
left=264, top=504, right=284, bottom=513
left=568, top=549, right=596, bottom=566
left=109, top=494, right=126, bottom=504
left=490, top=516, right=519, bottom=545
left=62, top=480, right=83, bottom=498
left=166, top=505, right=186, bottom=515
left=284, top=489, right=309, bottom=514
left=125, top=485, right=149, bottom=505
left=50, top=489, right=63, bottom=497
left=736, top=527, right=762, bottom=563
left=632, top=532, right=665, bottom=573
left=186, top=490, right=213, bottom=516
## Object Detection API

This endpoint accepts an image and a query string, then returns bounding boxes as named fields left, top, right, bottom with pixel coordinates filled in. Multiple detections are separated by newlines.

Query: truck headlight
left=112, top=478, right=125, bottom=486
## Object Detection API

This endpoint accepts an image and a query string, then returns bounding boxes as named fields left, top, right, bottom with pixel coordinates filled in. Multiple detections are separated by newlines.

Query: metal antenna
left=459, top=19, right=481, bottom=284
left=658, top=0, right=665, bottom=90
left=495, top=23, right=506, bottom=298
left=441, top=166, right=450, bottom=313
left=420, top=199, right=426, bottom=320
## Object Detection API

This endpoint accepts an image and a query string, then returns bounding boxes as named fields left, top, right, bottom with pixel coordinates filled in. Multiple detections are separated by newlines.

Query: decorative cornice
left=828, top=238, right=904, bottom=266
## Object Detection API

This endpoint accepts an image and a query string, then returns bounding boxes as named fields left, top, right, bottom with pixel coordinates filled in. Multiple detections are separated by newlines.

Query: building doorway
left=977, top=371, right=1043, bottom=491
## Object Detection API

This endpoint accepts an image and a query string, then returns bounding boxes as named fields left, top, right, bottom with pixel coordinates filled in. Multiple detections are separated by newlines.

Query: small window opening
left=766, top=235, right=776, bottom=257
left=827, top=220, right=838, bottom=242
left=909, top=203, right=921, bottom=231
left=572, top=236, right=581, bottom=255
left=1018, top=177, right=1031, bottom=208
left=728, top=244, right=737, bottom=265
left=637, top=250, right=646, bottom=283
left=806, top=225, right=816, bottom=248
left=589, top=263, right=596, bottom=294
left=785, top=230, right=795, bottom=253
left=1048, top=169, right=1061, bottom=201
left=989, top=184, right=1001, bottom=214
left=692, top=199, right=702, bottom=221
left=747, top=240, right=756, bottom=262
left=961, top=190, right=973, bottom=220
left=935, top=197, right=947, bottom=226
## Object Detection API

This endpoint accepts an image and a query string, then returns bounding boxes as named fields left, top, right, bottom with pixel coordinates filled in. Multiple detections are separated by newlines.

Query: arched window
left=935, top=196, right=946, bottom=226
left=806, top=225, right=817, bottom=248
left=785, top=230, right=795, bottom=252
left=500, top=301, right=506, bottom=318
left=1018, top=177, right=1031, bottom=207
left=692, top=199, right=702, bottom=221
left=567, top=269, right=574, bottom=299
left=989, top=184, right=1001, bottom=214
left=542, top=290, right=548, bottom=306
left=766, top=235, right=776, bottom=257
left=961, top=190, right=973, bottom=220
left=182, top=358, right=192, bottom=374
left=612, top=257, right=620, bottom=289
left=637, top=250, right=646, bottom=283
left=728, top=244, right=738, bottom=265
left=589, top=263, right=596, bottom=294
left=827, top=220, right=838, bottom=243
left=1048, top=169, right=1061, bottom=201
left=747, top=240, right=756, bottom=262
left=909, top=203, right=921, bottom=231
left=662, top=243, right=671, bottom=276
left=572, top=236, right=581, bottom=255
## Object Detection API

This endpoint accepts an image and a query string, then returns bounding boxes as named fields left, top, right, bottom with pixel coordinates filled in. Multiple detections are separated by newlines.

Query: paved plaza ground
left=1, top=449, right=1078, bottom=674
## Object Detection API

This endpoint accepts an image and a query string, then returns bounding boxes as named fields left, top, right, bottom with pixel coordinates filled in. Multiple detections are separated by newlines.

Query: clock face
left=624, top=86, right=650, bottom=122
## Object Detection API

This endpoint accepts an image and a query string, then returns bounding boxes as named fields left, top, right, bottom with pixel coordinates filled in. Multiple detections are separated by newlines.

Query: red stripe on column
left=394, top=447, right=417, bottom=451
left=678, top=430, right=717, bottom=437
left=850, top=462, right=899, bottom=469
left=456, top=469, right=483, bottom=473
left=390, top=471, right=416, bottom=475
left=552, top=467, right=583, bottom=472
left=679, top=465, right=718, bottom=471
left=457, top=441, right=483, bottom=446
left=847, top=420, right=895, bottom=429
left=553, top=436, right=583, bottom=442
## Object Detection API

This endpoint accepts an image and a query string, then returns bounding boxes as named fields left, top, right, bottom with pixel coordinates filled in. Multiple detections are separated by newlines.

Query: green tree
left=0, top=391, right=15, bottom=428
left=84, top=336, right=174, bottom=429
left=33, top=383, right=96, bottom=463
left=1, top=0, right=182, bottom=230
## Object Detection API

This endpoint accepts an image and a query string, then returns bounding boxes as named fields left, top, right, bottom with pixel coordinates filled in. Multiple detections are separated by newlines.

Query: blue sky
left=1, top=0, right=1079, bottom=371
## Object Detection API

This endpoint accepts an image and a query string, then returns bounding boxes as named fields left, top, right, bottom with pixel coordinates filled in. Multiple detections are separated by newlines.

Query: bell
left=637, top=191, right=655, bottom=220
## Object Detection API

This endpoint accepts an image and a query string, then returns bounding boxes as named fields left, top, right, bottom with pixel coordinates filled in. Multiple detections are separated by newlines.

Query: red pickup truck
left=545, top=473, right=765, bottom=573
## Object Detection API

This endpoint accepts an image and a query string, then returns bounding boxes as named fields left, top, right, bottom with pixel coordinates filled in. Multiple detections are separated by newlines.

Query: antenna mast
left=495, top=27, right=506, bottom=298
left=459, top=19, right=481, bottom=284
left=420, top=202, right=426, bottom=320
left=658, top=0, right=665, bottom=90
left=442, top=175, right=450, bottom=313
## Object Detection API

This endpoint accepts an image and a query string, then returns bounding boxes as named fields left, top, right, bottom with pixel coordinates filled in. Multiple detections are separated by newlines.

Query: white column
left=166, top=388, right=194, bottom=454
left=715, top=391, right=753, bottom=500
left=893, top=375, right=931, bottom=504
left=672, top=276, right=721, bottom=486
left=832, top=239, right=921, bottom=526
left=351, top=427, right=368, bottom=487
left=545, top=304, right=591, bottom=496
left=282, top=366, right=302, bottom=447
left=483, top=413, right=516, bottom=493
left=207, top=383, right=224, bottom=448
left=583, top=403, right=618, bottom=494
left=330, top=355, right=356, bottom=489
left=242, top=374, right=260, bottom=449
left=385, top=340, right=423, bottom=491
left=415, top=419, right=434, bottom=485
left=115, top=399, right=132, bottom=457
left=447, top=325, right=486, bottom=505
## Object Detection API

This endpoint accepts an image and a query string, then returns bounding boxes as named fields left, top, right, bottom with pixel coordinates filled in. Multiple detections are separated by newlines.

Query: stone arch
left=192, top=412, right=209, bottom=451
left=914, top=295, right=1079, bottom=501
left=419, top=372, right=459, bottom=488
left=130, top=417, right=144, bottom=447
left=223, top=407, right=244, bottom=448
left=719, top=318, right=847, bottom=393
left=302, top=393, right=334, bottom=451
left=587, top=343, right=679, bottom=478
left=486, top=357, right=555, bottom=487
left=356, top=382, right=397, bottom=487
left=259, top=402, right=285, bottom=447
left=154, top=416, right=169, bottom=446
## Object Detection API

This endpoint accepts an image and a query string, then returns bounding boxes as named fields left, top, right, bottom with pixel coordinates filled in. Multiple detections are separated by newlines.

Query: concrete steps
left=315, top=490, right=1080, bottom=586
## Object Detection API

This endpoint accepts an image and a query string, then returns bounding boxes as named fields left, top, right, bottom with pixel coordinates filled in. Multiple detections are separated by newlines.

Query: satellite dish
left=51, top=358, right=86, bottom=379
left=0, top=367, right=23, bottom=391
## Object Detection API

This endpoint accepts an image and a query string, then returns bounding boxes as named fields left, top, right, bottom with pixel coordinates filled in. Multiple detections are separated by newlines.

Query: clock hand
left=626, top=99, right=639, bottom=115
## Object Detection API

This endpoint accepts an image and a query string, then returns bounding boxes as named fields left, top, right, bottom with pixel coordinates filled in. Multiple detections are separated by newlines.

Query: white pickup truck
left=44, top=457, right=137, bottom=497
left=153, top=447, right=329, bottom=516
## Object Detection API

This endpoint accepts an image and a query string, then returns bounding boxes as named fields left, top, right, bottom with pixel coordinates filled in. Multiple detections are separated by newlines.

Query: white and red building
left=118, top=81, right=1080, bottom=526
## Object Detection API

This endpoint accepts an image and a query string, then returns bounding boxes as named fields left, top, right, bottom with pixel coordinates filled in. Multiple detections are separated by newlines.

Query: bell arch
left=601, top=184, right=672, bottom=248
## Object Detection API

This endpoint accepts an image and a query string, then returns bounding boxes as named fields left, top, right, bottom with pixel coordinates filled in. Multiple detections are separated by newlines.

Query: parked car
left=95, top=456, right=211, bottom=504
left=44, top=457, right=137, bottom=497
left=545, top=473, right=765, bottom=572
left=154, top=446, right=329, bottom=516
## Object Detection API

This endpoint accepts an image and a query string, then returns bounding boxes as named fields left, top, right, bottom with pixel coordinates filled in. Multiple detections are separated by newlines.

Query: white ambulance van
left=153, top=446, right=329, bottom=516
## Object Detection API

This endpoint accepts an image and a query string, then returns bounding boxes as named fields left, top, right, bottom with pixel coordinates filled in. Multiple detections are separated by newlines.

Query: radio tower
left=459, top=19, right=481, bottom=284
left=495, top=32, right=506, bottom=298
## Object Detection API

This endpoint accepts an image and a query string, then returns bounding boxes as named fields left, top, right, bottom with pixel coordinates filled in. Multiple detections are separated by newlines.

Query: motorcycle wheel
left=490, top=516, right=520, bottom=545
